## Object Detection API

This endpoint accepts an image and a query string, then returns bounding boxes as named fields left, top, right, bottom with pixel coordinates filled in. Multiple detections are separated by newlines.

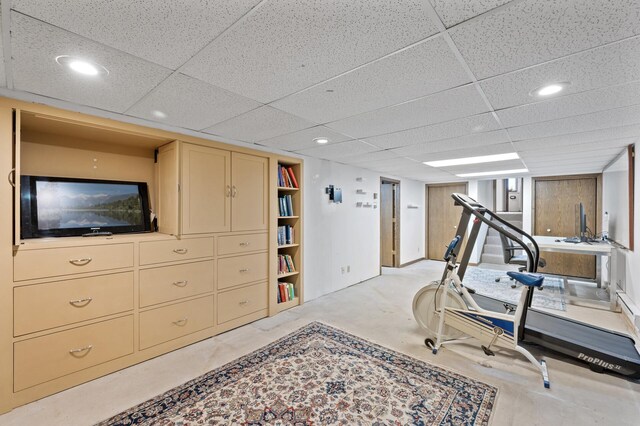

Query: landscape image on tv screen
left=35, top=180, right=144, bottom=230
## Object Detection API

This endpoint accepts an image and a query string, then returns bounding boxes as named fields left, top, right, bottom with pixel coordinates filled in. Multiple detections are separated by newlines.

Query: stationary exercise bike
left=413, top=235, right=550, bottom=388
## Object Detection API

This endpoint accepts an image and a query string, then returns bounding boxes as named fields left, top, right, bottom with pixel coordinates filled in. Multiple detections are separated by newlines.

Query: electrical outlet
left=347, top=265, right=350, bottom=273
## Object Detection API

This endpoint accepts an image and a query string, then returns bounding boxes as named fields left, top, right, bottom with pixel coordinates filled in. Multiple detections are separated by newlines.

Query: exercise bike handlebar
left=451, top=193, right=541, bottom=273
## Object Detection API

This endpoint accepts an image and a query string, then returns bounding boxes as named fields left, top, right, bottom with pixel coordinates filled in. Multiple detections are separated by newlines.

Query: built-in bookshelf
left=273, top=159, right=303, bottom=313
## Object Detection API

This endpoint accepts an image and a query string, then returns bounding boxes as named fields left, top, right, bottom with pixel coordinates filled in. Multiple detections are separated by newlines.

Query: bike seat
left=506, top=271, right=544, bottom=287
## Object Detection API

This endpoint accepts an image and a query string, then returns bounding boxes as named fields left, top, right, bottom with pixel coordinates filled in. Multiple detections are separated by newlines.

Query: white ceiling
left=2, top=0, right=639, bottom=183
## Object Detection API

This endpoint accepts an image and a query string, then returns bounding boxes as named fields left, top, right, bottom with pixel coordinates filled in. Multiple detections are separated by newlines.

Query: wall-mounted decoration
left=407, top=204, right=419, bottom=209
left=355, top=177, right=366, bottom=182
left=356, top=189, right=367, bottom=194
left=325, top=185, right=342, bottom=203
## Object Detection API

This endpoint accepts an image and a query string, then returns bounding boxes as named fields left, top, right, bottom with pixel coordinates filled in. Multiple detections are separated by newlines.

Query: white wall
left=302, top=156, right=425, bottom=302
left=622, top=165, right=640, bottom=308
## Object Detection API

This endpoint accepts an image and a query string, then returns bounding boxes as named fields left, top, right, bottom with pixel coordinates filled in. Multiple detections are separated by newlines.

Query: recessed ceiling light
left=530, top=82, right=570, bottom=97
left=152, top=110, right=167, bottom=119
left=313, top=137, right=329, bottom=145
left=55, top=55, right=109, bottom=77
left=456, top=168, right=529, bottom=178
left=423, top=152, right=520, bottom=168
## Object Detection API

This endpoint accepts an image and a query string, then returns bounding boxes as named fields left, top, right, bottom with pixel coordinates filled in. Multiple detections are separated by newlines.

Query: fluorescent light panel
left=423, top=152, right=519, bottom=168
left=456, top=168, right=529, bottom=178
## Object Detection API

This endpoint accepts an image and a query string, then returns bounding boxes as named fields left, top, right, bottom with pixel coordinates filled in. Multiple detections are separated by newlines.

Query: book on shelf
left=277, top=164, right=299, bottom=188
left=278, top=194, right=294, bottom=216
left=277, top=225, right=295, bottom=246
left=278, top=254, right=296, bottom=274
left=277, top=282, right=296, bottom=303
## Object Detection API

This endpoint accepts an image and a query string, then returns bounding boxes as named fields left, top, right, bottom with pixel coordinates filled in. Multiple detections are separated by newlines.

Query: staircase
left=480, top=212, right=523, bottom=267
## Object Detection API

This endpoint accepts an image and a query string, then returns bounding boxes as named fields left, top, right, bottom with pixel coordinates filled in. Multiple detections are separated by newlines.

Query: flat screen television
left=20, top=175, right=151, bottom=239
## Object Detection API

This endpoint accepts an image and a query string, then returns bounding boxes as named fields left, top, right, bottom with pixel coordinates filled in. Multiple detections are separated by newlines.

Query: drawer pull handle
left=226, top=185, right=231, bottom=197
left=69, top=345, right=93, bottom=356
left=69, top=258, right=92, bottom=265
left=239, top=300, right=249, bottom=306
left=69, top=297, right=93, bottom=307
left=239, top=242, right=250, bottom=247
left=239, top=268, right=250, bottom=273
left=173, top=248, right=188, bottom=254
left=232, top=185, right=238, bottom=198
left=173, top=318, right=188, bottom=326
left=172, top=280, right=188, bottom=287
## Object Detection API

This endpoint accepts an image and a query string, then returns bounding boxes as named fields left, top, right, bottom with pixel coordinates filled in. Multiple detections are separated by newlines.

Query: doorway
left=427, top=183, right=467, bottom=260
left=380, top=178, right=400, bottom=267
left=533, top=175, right=600, bottom=279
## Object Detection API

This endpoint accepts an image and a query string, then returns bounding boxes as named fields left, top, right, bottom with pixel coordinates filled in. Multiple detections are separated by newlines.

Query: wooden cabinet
left=139, top=295, right=214, bottom=349
left=231, top=152, right=268, bottom=231
left=1, top=98, right=304, bottom=414
left=181, top=144, right=231, bottom=234
left=14, top=315, right=134, bottom=391
left=14, top=272, right=134, bottom=336
left=158, top=142, right=267, bottom=236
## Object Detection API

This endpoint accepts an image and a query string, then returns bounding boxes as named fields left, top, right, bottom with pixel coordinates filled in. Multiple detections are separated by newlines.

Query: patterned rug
left=464, top=267, right=566, bottom=311
left=99, top=322, right=497, bottom=425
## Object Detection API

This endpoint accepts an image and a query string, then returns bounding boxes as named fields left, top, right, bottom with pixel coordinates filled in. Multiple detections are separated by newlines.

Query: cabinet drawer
left=139, top=295, right=214, bottom=349
left=139, top=237, right=214, bottom=265
left=14, top=272, right=134, bottom=336
left=217, top=282, right=267, bottom=325
left=14, top=243, right=133, bottom=281
left=14, top=315, right=133, bottom=391
left=217, top=233, right=267, bottom=256
left=139, top=261, right=214, bottom=307
left=217, top=253, right=268, bottom=290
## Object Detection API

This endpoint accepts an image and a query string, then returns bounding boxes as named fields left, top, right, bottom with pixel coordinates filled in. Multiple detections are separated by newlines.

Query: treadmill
left=447, top=193, right=640, bottom=379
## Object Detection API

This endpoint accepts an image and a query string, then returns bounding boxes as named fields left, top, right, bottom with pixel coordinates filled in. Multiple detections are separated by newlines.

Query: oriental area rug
left=99, top=322, right=497, bottom=425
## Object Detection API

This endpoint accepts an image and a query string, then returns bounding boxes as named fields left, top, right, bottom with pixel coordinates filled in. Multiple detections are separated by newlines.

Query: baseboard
left=618, top=293, right=640, bottom=337
left=400, top=257, right=425, bottom=268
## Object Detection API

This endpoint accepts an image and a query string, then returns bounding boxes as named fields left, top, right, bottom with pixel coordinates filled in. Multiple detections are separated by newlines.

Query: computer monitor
left=578, top=202, right=587, bottom=242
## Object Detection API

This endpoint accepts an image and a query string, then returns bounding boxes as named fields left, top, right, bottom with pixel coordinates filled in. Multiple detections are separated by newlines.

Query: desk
left=533, top=236, right=620, bottom=311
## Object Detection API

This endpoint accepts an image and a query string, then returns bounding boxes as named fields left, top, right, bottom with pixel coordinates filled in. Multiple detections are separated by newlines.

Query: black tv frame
left=20, top=175, right=151, bottom=239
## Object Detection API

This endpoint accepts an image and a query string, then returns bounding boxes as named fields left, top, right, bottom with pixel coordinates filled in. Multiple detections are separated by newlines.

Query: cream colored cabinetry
left=1, top=98, right=302, bottom=414
left=158, top=142, right=268, bottom=236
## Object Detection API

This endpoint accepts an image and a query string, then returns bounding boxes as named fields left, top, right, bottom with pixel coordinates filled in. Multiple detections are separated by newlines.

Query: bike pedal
left=481, top=345, right=495, bottom=356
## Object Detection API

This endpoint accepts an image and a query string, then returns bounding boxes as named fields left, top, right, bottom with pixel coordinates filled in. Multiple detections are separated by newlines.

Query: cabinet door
left=157, top=141, right=179, bottom=235
left=231, top=152, right=268, bottom=231
left=182, top=144, right=230, bottom=234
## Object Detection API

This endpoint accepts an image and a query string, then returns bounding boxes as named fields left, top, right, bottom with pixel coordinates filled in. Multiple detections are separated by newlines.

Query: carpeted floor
left=463, top=267, right=566, bottom=311
left=99, top=322, right=497, bottom=425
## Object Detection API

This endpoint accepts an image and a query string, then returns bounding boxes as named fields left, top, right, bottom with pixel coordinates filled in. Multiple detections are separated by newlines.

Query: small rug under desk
left=464, top=267, right=566, bottom=312
left=98, top=322, right=497, bottom=425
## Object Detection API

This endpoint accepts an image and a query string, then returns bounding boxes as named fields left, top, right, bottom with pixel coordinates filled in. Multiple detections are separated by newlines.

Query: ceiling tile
left=528, top=157, right=611, bottom=170
left=405, top=142, right=516, bottom=163
left=430, top=0, right=512, bottom=27
left=10, top=12, right=172, bottom=113
left=294, top=140, right=378, bottom=161
left=339, top=150, right=402, bottom=165
left=127, top=73, right=261, bottom=131
left=364, top=113, right=501, bottom=149
left=12, top=0, right=261, bottom=69
left=481, top=36, right=640, bottom=110
left=515, top=137, right=635, bottom=155
left=442, top=158, right=525, bottom=175
left=351, top=157, right=420, bottom=172
left=180, top=0, right=440, bottom=103
left=390, top=130, right=512, bottom=157
left=508, top=104, right=640, bottom=141
left=496, top=80, right=640, bottom=128
left=520, top=147, right=624, bottom=162
left=257, top=126, right=352, bottom=151
left=271, top=36, right=471, bottom=124
left=325, top=84, right=489, bottom=138
left=511, top=126, right=640, bottom=151
left=450, top=0, right=640, bottom=79
left=202, top=106, right=315, bottom=143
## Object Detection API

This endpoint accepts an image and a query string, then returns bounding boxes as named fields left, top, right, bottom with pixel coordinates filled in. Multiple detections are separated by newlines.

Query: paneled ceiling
left=2, top=0, right=639, bottom=182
